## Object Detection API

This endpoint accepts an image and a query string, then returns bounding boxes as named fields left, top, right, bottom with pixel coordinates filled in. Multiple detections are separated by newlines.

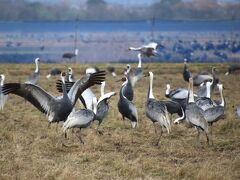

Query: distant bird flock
left=0, top=41, right=239, bottom=146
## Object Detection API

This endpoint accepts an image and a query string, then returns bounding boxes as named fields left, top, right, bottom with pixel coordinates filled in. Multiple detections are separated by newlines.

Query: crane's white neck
left=0, top=74, right=5, bottom=86
left=188, top=80, right=194, bottom=103
left=35, top=58, right=39, bottom=73
left=121, top=78, right=128, bottom=99
left=206, top=81, right=212, bottom=98
left=101, top=81, right=106, bottom=97
left=68, top=76, right=73, bottom=82
left=137, top=53, right=142, bottom=68
left=92, top=97, right=97, bottom=114
left=148, top=72, right=155, bottom=99
left=218, top=84, right=225, bottom=107
left=165, top=84, right=170, bottom=95
left=126, top=64, right=131, bottom=74
left=61, top=74, right=65, bottom=84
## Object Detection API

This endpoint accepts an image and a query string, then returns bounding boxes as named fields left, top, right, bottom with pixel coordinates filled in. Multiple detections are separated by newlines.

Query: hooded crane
left=145, top=72, right=170, bottom=146
left=129, top=42, right=159, bottom=57
left=62, top=48, right=78, bottom=61
left=62, top=97, right=98, bottom=144
left=225, top=64, right=240, bottom=75
left=192, top=67, right=216, bottom=86
left=165, top=84, right=188, bottom=110
left=195, top=81, right=217, bottom=111
left=119, top=73, right=134, bottom=101
left=178, top=77, right=209, bottom=145
left=107, top=65, right=117, bottom=77
left=95, top=81, right=116, bottom=134
left=124, top=64, right=131, bottom=76
left=182, top=59, right=192, bottom=82
left=25, top=58, right=40, bottom=85
left=2, top=71, right=105, bottom=126
left=56, top=72, right=97, bottom=111
left=0, top=74, right=8, bottom=110
left=46, top=68, right=62, bottom=79
left=118, top=76, right=138, bottom=130
left=66, top=67, right=74, bottom=82
left=203, top=83, right=225, bottom=145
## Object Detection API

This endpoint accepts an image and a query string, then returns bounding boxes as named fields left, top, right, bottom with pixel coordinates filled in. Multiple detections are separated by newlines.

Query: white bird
left=129, top=42, right=159, bottom=57
left=0, top=74, right=8, bottom=110
left=62, top=97, right=98, bottom=144
left=145, top=72, right=170, bottom=146
left=25, top=58, right=40, bottom=85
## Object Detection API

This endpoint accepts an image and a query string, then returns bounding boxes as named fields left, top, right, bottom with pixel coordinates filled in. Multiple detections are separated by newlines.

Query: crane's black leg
left=76, top=128, right=84, bottom=144
left=209, top=124, right=213, bottom=146
left=122, top=116, right=126, bottom=129
left=153, top=123, right=157, bottom=134
left=196, top=128, right=201, bottom=146
left=156, top=126, right=163, bottom=146
left=96, top=123, right=103, bottom=135
left=64, top=131, right=68, bottom=139
left=48, top=122, right=51, bottom=128
left=205, top=131, right=210, bottom=146
left=55, top=122, right=59, bottom=133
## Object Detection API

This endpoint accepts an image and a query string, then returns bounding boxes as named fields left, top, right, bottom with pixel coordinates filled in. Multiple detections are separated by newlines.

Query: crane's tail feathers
left=174, top=107, right=185, bottom=124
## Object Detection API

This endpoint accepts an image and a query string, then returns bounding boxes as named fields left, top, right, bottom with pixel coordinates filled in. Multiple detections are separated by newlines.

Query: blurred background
left=0, top=0, right=239, bottom=63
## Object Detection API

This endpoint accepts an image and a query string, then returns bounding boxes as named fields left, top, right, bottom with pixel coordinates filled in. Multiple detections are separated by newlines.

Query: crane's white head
left=61, top=72, right=66, bottom=83
left=217, top=83, right=223, bottom=90
left=148, top=71, right=153, bottom=78
left=35, top=58, right=40, bottom=63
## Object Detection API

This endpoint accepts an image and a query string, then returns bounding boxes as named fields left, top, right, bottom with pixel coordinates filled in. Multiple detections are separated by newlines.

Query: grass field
left=0, top=62, right=240, bottom=179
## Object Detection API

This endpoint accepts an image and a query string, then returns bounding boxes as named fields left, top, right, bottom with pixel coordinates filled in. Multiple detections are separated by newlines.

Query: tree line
left=0, top=0, right=239, bottom=21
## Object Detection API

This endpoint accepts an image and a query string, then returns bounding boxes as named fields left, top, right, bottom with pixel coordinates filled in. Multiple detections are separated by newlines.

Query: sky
left=27, top=0, right=239, bottom=6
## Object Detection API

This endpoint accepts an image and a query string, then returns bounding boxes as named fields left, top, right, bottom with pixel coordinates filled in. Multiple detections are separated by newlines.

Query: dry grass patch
left=0, top=62, right=239, bottom=179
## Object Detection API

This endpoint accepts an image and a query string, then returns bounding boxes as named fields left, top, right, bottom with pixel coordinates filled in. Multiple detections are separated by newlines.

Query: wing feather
left=2, top=83, right=55, bottom=114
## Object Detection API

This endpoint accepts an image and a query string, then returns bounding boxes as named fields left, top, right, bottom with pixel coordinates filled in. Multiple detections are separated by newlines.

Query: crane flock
left=0, top=42, right=238, bottom=148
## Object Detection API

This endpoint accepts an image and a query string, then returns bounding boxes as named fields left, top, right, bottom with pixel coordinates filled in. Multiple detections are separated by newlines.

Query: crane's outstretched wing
left=2, top=83, right=55, bottom=114
left=56, top=71, right=106, bottom=107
